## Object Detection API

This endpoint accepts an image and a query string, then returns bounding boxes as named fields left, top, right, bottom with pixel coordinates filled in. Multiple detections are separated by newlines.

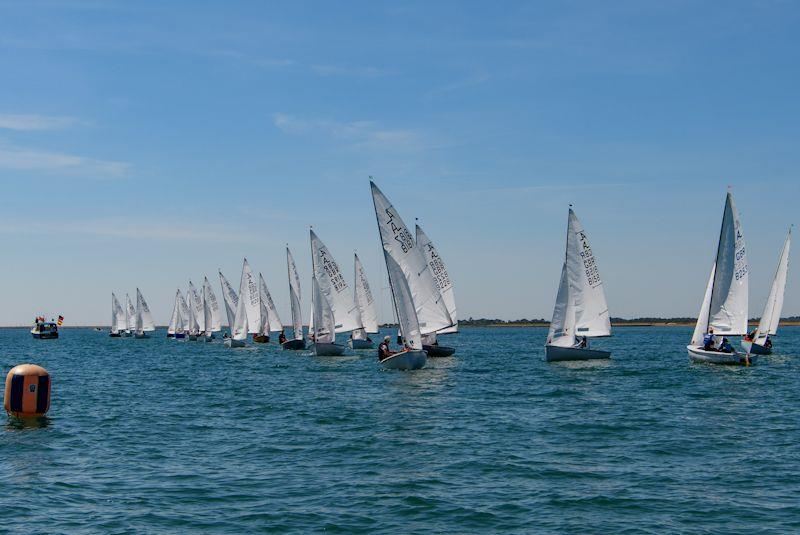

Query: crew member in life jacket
left=378, top=335, right=393, bottom=361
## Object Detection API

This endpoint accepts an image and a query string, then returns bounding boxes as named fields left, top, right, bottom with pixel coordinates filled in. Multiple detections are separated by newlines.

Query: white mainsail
left=203, top=276, right=222, bottom=332
left=135, top=288, right=155, bottom=332
left=311, top=275, right=336, bottom=344
left=240, top=259, right=262, bottom=335
left=754, top=227, right=791, bottom=342
left=111, top=293, right=126, bottom=334
left=353, top=253, right=379, bottom=339
left=370, top=181, right=453, bottom=334
left=416, top=224, right=457, bottom=335
left=259, top=273, right=282, bottom=332
left=177, top=290, right=191, bottom=333
left=310, top=229, right=363, bottom=333
left=232, top=269, right=249, bottom=341
left=188, top=281, right=205, bottom=334
left=287, top=247, right=304, bottom=341
left=218, top=269, right=238, bottom=329
left=385, top=253, right=422, bottom=350
left=125, top=294, right=136, bottom=333
left=565, top=209, right=611, bottom=337
left=202, top=284, right=213, bottom=337
left=690, top=263, right=717, bottom=346
left=706, top=191, right=749, bottom=336
left=167, top=290, right=181, bottom=336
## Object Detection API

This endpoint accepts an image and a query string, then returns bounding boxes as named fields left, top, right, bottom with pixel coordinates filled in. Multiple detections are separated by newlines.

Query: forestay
left=416, top=224, right=457, bottom=334
left=755, top=227, right=791, bottom=341
left=707, top=192, right=749, bottom=335
left=287, top=247, right=304, bottom=341
left=311, top=276, right=336, bottom=344
left=370, top=181, right=452, bottom=334
left=310, top=229, right=363, bottom=333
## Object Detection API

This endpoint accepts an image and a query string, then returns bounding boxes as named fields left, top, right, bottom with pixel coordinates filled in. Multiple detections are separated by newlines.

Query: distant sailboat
left=219, top=269, right=238, bottom=337
left=349, top=253, right=379, bottom=349
left=742, top=226, right=791, bottom=355
left=416, top=223, right=457, bottom=357
left=201, top=283, right=214, bottom=342
left=310, top=229, right=360, bottom=356
left=202, top=276, right=223, bottom=336
left=239, top=259, right=268, bottom=343
left=283, top=247, right=307, bottom=350
left=259, top=273, right=283, bottom=342
left=123, top=294, right=136, bottom=337
left=687, top=191, right=751, bottom=365
left=370, top=181, right=428, bottom=369
left=176, top=290, right=191, bottom=339
left=110, top=293, right=126, bottom=337
left=310, top=274, right=344, bottom=356
left=134, top=288, right=155, bottom=338
left=225, top=261, right=249, bottom=348
left=167, top=289, right=183, bottom=338
left=188, top=281, right=204, bottom=340
left=545, top=208, right=612, bottom=361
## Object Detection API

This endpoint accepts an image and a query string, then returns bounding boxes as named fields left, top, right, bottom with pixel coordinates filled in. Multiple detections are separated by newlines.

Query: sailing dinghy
left=416, top=223, right=457, bottom=357
left=545, top=208, right=612, bottom=362
left=123, top=294, right=136, bottom=337
left=223, top=262, right=249, bottom=348
left=201, top=283, right=214, bottom=342
left=370, top=181, right=430, bottom=369
left=110, top=293, right=126, bottom=337
left=202, top=276, right=222, bottom=339
left=256, top=273, right=282, bottom=343
left=742, top=226, right=791, bottom=355
left=310, top=275, right=345, bottom=356
left=283, top=247, right=307, bottom=350
left=176, top=290, right=190, bottom=339
left=239, top=259, right=269, bottom=343
left=349, top=253, right=379, bottom=349
left=167, top=289, right=186, bottom=338
left=687, top=191, right=751, bottom=365
left=133, top=288, right=155, bottom=338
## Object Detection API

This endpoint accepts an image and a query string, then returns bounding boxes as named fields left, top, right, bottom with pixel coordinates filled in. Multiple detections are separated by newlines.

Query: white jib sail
left=188, top=281, right=205, bottom=333
left=690, top=263, right=716, bottom=346
left=240, top=259, right=262, bottom=335
left=177, top=290, right=191, bottom=332
left=136, top=288, right=155, bottom=331
left=311, top=275, right=336, bottom=344
left=546, top=261, right=577, bottom=348
left=167, top=290, right=180, bottom=335
left=565, top=209, right=611, bottom=337
left=370, top=181, right=453, bottom=334
left=232, top=274, right=249, bottom=341
left=385, top=252, right=422, bottom=350
left=755, top=227, right=791, bottom=341
left=310, top=229, right=363, bottom=333
left=416, top=224, right=457, bottom=334
left=202, top=284, right=213, bottom=336
left=186, top=288, right=199, bottom=335
left=125, top=294, right=136, bottom=332
left=111, top=293, right=126, bottom=333
left=708, top=191, right=749, bottom=335
left=203, top=277, right=222, bottom=332
left=287, top=247, right=304, bottom=340
left=353, top=253, right=379, bottom=338
left=218, top=270, right=238, bottom=329
left=259, top=273, right=282, bottom=332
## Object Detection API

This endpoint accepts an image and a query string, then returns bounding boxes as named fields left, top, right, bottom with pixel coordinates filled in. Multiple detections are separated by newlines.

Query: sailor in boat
left=702, top=328, right=717, bottom=351
left=576, top=336, right=588, bottom=349
left=378, top=336, right=394, bottom=361
left=278, top=330, right=287, bottom=345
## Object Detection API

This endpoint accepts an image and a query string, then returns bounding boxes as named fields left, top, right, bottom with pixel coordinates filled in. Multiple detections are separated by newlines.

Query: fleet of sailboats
left=103, top=183, right=793, bottom=371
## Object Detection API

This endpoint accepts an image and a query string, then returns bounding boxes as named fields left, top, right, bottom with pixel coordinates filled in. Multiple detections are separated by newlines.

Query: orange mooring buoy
left=4, top=364, right=51, bottom=418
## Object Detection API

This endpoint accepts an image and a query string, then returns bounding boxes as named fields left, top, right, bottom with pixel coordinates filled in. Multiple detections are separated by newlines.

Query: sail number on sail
left=385, top=208, right=414, bottom=253
left=735, top=228, right=747, bottom=281
left=424, top=243, right=452, bottom=292
left=320, top=249, right=347, bottom=293
left=578, top=231, right=602, bottom=287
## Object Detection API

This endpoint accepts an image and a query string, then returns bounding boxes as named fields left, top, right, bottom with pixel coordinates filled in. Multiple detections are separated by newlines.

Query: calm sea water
left=2, top=326, right=799, bottom=533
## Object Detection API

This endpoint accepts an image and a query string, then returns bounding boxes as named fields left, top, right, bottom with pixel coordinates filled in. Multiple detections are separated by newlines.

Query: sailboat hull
left=224, top=338, right=246, bottom=348
left=109, top=332, right=122, bottom=338
left=740, top=341, right=772, bottom=355
left=349, top=339, right=375, bottom=350
left=253, top=334, right=270, bottom=343
left=380, top=350, right=427, bottom=370
left=313, top=342, right=346, bottom=356
left=282, top=339, right=306, bottom=350
left=134, top=332, right=149, bottom=339
left=687, top=345, right=755, bottom=365
left=423, top=344, right=456, bottom=357
left=545, top=345, right=611, bottom=362
left=174, top=332, right=186, bottom=339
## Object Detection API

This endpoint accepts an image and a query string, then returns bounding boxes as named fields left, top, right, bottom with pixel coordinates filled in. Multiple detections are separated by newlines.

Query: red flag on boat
left=57, top=315, right=64, bottom=326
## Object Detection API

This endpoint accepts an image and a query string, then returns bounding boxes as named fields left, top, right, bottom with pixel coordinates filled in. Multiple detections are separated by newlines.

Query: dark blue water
left=2, top=326, right=799, bottom=533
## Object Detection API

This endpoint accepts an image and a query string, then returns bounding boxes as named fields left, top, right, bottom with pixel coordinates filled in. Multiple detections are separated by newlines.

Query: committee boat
left=282, top=247, right=307, bottom=350
left=31, top=317, right=60, bottom=339
left=349, top=253, right=379, bottom=349
left=687, top=191, right=751, bottom=365
left=544, top=207, right=612, bottom=362
left=742, top=226, right=791, bottom=355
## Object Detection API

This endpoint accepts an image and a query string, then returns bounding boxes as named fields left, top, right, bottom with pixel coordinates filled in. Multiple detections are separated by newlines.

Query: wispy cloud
left=0, top=143, right=130, bottom=178
left=310, top=64, right=396, bottom=77
left=426, top=74, right=490, bottom=99
left=272, top=113, right=428, bottom=151
left=0, top=113, right=82, bottom=131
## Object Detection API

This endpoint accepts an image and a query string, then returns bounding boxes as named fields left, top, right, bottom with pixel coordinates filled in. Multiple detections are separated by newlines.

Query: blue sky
left=0, top=1, right=798, bottom=325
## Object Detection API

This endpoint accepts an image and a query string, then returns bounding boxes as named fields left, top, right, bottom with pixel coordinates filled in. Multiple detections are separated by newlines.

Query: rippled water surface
left=2, top=326, right=800, bottom=533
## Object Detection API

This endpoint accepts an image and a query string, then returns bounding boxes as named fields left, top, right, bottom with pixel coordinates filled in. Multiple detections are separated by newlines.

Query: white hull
left=348, top=339, right=375, bottom=350
left=313, top=342, right=346, bottom=356
left=740, top=340, right=772, bottom=355
left=380, top=350, right=427, bottom=370
left=224, top=338, right=246, bottom=348
left=545, top=345, right=611, bottom=362
left=687, top=345, right=755, bottom=365
left=134, top=332, right=149, bottom=339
